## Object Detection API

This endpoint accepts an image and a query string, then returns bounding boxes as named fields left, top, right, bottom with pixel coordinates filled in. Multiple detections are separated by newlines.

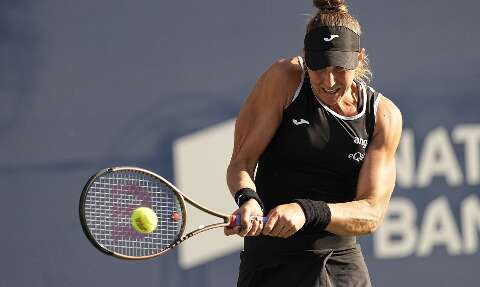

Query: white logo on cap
left=323, top=34, right=339, bottom=42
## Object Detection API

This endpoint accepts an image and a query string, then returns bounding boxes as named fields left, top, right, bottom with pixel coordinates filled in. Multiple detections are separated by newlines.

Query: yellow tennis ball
left=130, top=207, right=158, bottom=234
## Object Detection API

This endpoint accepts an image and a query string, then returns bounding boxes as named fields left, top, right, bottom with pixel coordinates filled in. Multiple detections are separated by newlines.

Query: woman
left=225, top=0, right=402, bottom=286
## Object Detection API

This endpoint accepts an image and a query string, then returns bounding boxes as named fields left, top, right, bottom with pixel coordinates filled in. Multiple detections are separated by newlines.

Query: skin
left=224, top=49, right=403, bottom=238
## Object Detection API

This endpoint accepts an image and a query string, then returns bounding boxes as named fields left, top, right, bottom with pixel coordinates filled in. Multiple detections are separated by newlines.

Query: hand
left=224, top=199, right=264, bottom=237
left=262, top=203, right=306, bottom=238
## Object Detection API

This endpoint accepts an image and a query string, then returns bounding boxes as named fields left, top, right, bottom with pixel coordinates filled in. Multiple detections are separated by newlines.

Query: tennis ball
left=130, top=207, right=158, bottom=234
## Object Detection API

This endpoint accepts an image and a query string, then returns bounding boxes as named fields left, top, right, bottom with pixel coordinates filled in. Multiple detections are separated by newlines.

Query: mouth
left=322, top=87, right=340, bottom=95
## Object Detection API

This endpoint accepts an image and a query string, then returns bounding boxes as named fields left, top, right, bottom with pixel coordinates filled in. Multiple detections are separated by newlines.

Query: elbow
left=365, top=209, right=385, bottom=234
left=365, top=219, right=380, bottom=234
left=363, top=202, right=385, bottom=234
left=355, top=217, right=380, bottom=235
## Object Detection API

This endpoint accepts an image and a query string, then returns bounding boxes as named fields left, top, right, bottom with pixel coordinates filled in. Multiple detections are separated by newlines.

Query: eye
left=335, top=66, right=347, bottom=72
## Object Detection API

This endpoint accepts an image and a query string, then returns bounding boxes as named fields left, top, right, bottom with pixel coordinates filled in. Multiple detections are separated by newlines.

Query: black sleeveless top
left=245, top=57, right=381, bottom=252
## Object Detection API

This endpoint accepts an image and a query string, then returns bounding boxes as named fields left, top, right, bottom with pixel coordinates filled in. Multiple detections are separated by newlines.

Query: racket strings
left=83, top=170, right=184, bottom=257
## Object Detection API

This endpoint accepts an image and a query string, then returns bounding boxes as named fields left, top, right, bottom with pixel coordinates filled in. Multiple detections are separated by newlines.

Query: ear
left=358, top=48, right=366, bottom=61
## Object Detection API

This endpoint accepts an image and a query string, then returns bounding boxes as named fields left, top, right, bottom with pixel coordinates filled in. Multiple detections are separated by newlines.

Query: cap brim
left=305, top=50, right=359, bottom=70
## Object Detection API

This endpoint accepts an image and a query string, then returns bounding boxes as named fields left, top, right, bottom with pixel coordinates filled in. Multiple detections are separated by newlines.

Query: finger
left=274, top=218, right=296, bottom=238
left=238, top=217, right=253, bottom=237
left=261, top=215, right=277, bottom=235
left=224, top=226, right=241, bottom=236
left=269, top=219, right=286, bottom=237
left=246, top=217, right=261, bottom=236
left=253, top=217, right=264, bottom=236
left=237, top=225, right=248, bottom=237
left=278, top=225, right=296, bottom=238
left=224, top=227, right=231, bottom=236
left=250, top=217, right=262, bottom=236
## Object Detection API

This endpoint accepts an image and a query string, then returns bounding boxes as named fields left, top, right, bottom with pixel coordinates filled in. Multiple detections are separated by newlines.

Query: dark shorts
left=237, top=244, right=372, bottom=287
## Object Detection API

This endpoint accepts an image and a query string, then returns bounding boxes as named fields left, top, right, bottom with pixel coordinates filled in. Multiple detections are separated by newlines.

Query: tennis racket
left=79, top=166, right=267, bottom=260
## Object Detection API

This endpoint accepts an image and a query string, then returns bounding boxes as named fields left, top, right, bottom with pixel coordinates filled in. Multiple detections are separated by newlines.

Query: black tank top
left=245, top=57, right=381, bottom=252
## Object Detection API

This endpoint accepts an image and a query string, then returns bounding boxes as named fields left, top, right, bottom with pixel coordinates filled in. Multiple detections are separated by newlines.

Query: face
left=307, top=65, right=356, bottom=100
left=305, top=48, right=365, bottom=102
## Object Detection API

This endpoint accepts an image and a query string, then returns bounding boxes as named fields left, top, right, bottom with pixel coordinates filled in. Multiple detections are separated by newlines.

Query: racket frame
left=79, top=166, right=234, bottom=260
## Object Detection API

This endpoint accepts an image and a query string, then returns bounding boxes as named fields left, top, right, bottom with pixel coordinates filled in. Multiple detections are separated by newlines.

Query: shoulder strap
left=365, top=87, right=381, bottom=144
left=289, top=56, right=306, bottom=105
left=298, top=56, right=305, bottom=72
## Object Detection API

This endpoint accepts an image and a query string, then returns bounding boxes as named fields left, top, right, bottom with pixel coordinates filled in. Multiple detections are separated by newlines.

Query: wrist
left=245, top=198, right=262, bottom=208
left=293, top=199, right=331, bottom=231
left=234, top=188, right=264, bottom=211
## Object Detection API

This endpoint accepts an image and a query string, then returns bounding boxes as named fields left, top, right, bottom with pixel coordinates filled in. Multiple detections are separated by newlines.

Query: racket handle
left=229, top=215, right=268, bottom=227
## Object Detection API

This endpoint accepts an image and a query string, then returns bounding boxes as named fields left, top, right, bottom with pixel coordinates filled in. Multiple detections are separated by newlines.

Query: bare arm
left=326, top=96, right=403, bottom=235
left=225, top=58, right=301, bottom=236
left=227, top=60, right=298, bottom=195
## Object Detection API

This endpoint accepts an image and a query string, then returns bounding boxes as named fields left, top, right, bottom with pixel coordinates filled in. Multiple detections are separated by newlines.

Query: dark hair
left=308, top=0, right=372, bottom=82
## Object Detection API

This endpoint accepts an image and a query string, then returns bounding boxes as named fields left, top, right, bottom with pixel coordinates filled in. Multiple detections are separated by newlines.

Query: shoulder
left=376, top=95, right=402, bottom=126
left=257, top=57, right=304, bottom=107
left=265, top=57, right=303, bottom=79
left=371, top=94, right=403, bottom=152
left=363, top=84, right=401, bottom=125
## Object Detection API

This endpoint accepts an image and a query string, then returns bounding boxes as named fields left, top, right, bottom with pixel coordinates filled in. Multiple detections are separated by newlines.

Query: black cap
left=304, top=26, right=360, bottom=70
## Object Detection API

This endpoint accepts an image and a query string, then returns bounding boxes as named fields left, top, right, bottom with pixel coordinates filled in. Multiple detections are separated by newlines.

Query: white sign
left=173, top=119, right=241, bottom=269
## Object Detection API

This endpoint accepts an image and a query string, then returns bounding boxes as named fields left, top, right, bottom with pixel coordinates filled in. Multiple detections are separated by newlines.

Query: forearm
left=325, top=199, right=383, bottom=236
left=226, top=160, right=256, bottom=197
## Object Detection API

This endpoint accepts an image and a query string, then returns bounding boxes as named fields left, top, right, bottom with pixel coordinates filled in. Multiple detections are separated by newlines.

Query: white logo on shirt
left=348, top=152, right=365, bottom=163
left=323, top=34, right=339, bottom=42
left=292, top=118, right=310, bottom=126
left=354, top=137, right=368, bottom=149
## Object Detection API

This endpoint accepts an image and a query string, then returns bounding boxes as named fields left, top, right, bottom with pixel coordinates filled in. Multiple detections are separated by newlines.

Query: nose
left=322, top=69, right=336, bottom=88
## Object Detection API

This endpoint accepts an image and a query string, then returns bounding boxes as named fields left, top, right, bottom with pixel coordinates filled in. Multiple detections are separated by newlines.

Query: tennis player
left=225, top=0, right=402, bottom=286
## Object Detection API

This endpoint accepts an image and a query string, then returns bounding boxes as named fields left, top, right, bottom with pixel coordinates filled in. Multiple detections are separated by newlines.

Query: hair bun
left=313, top=0, right=348, bottom=13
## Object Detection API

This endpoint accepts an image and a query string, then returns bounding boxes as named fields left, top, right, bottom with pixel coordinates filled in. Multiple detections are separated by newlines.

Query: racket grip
left=229, top=215, right=268, bottom=227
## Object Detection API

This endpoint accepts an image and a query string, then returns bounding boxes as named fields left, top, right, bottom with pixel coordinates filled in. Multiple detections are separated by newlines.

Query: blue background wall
left=1, top=1, right=478, bottom=286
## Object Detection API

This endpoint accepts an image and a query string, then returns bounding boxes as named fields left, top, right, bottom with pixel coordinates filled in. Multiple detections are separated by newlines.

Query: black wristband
left=234, top=188, right=264, bottom=211
left=293, top=199, right=331, bottom=231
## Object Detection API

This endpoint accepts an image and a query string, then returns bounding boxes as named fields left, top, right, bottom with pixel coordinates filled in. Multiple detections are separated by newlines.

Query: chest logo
left=354, top=137, right=368, bottom=149
left=348, top=152, right=365, bottom=163
left=292, top=118, right=310, bottom=126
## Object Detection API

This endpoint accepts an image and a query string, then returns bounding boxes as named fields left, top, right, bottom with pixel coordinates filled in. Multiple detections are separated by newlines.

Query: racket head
left=79, top=167, right=187, bottom=259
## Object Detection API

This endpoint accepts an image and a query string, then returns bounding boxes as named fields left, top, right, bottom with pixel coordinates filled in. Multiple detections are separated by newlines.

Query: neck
left=312, top=82, right=360, bottom=117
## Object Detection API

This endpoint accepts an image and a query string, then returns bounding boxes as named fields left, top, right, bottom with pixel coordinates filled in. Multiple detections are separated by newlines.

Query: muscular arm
left=225, top=58, right=301, bottom=236
left=227, top=59, right=300, bottom=195
left=325, top=96, right=403, bottom=235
